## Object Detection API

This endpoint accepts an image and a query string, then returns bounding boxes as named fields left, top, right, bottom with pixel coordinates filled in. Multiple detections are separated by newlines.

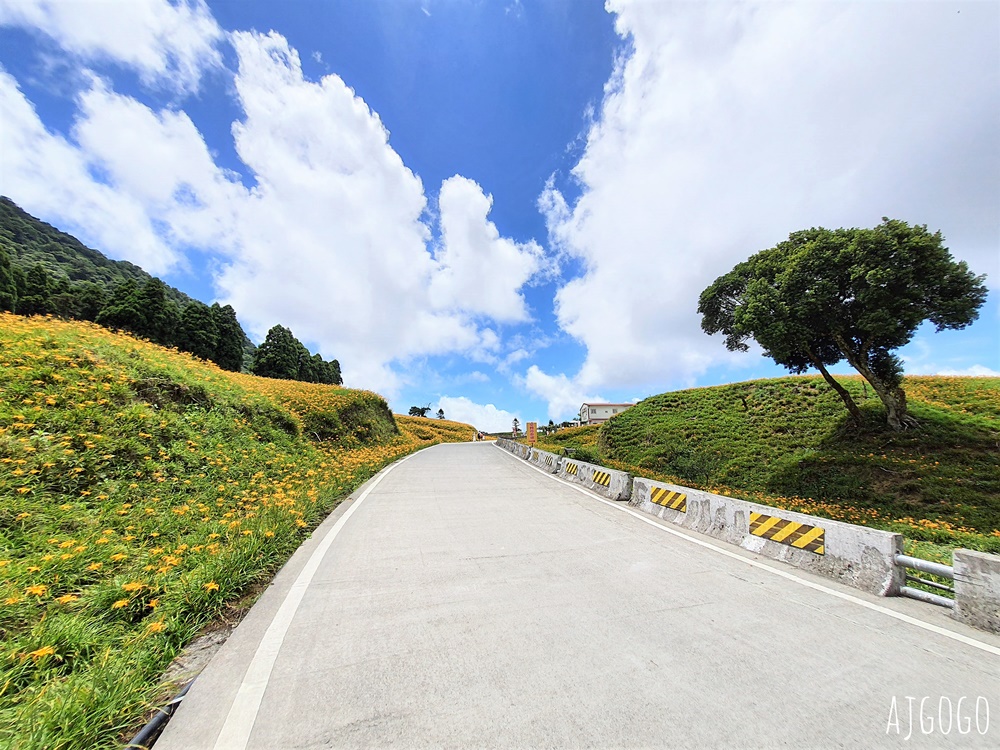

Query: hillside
left=0, top=314, right=472, bottom=750
left=0, top=197, right=190, bottom=308
left=536, top=375, right=1000, bottom=551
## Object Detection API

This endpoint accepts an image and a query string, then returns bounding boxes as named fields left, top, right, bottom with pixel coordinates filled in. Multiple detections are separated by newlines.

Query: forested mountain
left=0, top=197, right=342, bottom=385
left=0, top=197, right=191, bottom=307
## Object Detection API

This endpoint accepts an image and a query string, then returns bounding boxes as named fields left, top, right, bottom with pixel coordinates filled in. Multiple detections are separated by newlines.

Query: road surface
left=157, top=442, right=1000, bottom=749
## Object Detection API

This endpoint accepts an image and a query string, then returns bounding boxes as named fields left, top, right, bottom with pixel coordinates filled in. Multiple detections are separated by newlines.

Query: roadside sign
left=526, top=421, right=537, bottom=444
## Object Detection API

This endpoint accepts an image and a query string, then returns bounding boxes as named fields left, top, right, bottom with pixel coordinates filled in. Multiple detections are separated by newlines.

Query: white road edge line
left=497, top=444, right=1000, bottom=658
left=212, top=452, right=418, bottom=750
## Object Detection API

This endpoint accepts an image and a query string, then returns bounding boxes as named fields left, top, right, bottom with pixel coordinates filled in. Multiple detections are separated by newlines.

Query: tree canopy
left=698, top=219, right=987, bottom=430
left=251, top=325, right=344, bottom=385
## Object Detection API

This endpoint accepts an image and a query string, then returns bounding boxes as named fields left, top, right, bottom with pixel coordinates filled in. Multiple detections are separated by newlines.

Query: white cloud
left=436, top=396, right=518, bottom=432
left=216, top=31, right=526, bottom=394
left=431, top=175, right=548, bottom=322
left=933, top=365, right=1000, bottom=378
left=0, top=0, right=223, bottom=93
left=0, top=70, right=184, bottom=274
left=1, top=29, right=550, bottom=398
left=521, top=365, right=602, bottom=421
left=534, top=0, right=1000, bottom=417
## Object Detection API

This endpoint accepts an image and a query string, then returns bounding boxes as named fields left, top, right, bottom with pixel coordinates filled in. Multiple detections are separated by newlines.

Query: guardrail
left=492, top=438, right=1000, bottom=634
left=895, top=554, right=955, bottom=609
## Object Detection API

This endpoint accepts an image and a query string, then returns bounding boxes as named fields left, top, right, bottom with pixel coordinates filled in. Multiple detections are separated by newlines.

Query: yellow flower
left=4, top=596, right=22, bottom=605
left=56, top=594, right=80, bottom=604
left=25, top=584, right=47, bottom=596
left=146, top=621, right=166, bottom=634
left=87, top=562, right=103, bottom=571
left=111, top=599, right=129, bottom=609
left=148, top=598, right=159, bottom=609
left=203, top=581, right=220, bottom=592
left=29, top=646, right=55, bottom=661
left=121, top=581, right=144, bottom=593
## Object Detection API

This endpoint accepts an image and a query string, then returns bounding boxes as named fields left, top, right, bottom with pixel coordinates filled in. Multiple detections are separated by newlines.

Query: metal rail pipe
left=899, top=586, right=955, bottom=609
left=894, top=554, right=954, bottom=579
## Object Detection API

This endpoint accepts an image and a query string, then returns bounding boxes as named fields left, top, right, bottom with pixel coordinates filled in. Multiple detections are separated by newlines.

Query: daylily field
left=0, top=314, right=472, bottom=750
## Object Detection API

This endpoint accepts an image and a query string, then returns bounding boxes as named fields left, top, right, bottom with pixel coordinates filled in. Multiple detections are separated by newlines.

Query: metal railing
left=895, top=554, right=954, bottom=609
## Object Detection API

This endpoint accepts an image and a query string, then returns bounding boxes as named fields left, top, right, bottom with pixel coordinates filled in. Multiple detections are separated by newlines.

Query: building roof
left=581, top=402, right=634, bottom=407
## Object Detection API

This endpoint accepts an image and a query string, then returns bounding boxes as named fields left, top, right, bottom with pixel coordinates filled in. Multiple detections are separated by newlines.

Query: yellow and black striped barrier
left=592, top=470, right=612, bottom=487
left=649, top=487, right=686, bottom=512
left=749, top=512, right=825, bottom=555
left=566, top=463, right=578, bottom=476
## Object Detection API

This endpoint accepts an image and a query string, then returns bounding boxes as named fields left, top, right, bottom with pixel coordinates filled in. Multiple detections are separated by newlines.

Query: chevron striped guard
left=592, top=470, right=611, bottom=487
left=649, top=487, right=686, bottom=512
left=749, top=512, right=825, bottom=555
left=566, top=463, right=578, bottom=476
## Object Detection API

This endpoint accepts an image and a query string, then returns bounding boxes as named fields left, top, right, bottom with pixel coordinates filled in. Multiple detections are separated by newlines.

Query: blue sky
left=0, top=0, right=997, bottom=431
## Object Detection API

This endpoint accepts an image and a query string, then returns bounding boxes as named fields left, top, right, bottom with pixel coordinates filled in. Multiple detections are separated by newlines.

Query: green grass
left=534, top=375, right=1000, bottom=555
left=0, top=314, right=472, bottom=750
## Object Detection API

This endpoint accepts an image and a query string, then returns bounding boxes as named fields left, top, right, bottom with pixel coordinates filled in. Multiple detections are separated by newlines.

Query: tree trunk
left=807, top=352, right=864, bottom=426
left=831, top=334, right=918, bottom=431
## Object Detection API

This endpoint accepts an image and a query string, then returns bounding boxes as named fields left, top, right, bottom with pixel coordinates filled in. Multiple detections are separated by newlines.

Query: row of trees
left=408, top=406, right=445, bottom=419
left=1, top=246, right=343, bottom=384
left=1, top=248, right=248, bottom=371
left=252, top=325, right=342, bottom=384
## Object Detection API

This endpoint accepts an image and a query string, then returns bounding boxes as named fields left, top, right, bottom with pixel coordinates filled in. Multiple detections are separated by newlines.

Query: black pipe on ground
left=124, top=680, right=193, bottom=749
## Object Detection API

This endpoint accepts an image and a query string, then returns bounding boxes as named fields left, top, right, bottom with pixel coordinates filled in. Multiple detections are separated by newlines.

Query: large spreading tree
left=698, top=219, right=987, bottom=431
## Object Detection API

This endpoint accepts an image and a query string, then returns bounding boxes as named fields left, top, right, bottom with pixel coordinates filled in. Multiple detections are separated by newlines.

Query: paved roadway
left=157, top=442, right=1000, bottom=749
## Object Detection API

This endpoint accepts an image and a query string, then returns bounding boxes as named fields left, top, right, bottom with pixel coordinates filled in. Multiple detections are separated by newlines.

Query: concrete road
left=157, top=442, right=1000, bottom=749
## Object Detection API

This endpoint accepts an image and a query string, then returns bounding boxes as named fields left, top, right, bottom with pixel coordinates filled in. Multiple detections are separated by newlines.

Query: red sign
left=526, top=421, right=538, bottom=444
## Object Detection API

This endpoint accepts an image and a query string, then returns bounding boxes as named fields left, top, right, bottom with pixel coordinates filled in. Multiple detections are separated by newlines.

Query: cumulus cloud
left=533, top=0, right=1000, bottom=417
left=431, top=175, right=548, bottom=322
left=521, top=365, right=602, bottom=421
left=436, top=396, right=519, bottom=433
left=0, top=0, right=223, bottom=93
left=0, top=71, right=185, bottom=274
left=1, top=22, right=549, bottom=397
left=216, top=31, right=552, bottom=394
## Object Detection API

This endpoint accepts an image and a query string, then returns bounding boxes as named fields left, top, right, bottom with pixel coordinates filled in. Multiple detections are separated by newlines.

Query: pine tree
left=210, top=304, right=246, bottom=372
left=178, top=301, right=219, bottom=361
left=251, top=325, right=301, bottom=380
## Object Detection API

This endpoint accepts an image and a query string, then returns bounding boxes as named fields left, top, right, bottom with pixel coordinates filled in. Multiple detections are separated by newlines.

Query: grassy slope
left=535, top=375, right=1000, bottom=553
left=0, top=314, right=471, bottom=750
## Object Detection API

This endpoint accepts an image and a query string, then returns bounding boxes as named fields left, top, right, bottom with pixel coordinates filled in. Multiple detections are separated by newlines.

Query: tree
left=512, top=417, right=520, bottom=437
left=178, top=301, right=218, bottom=361
left=252, top=325, right=302, bottom=380
left=698, top=219, right=987, bottom=431
left=96, top=279, right=144, bottom=332
left=408, top=406, right=431, bottom=417
left=437, top=408, right=445, bottom=419
left=135, top=278, right=177, bottom=345
left=71, top=281, right=106, bottom=321
left=18, top=263, right=53, bottom=316
left=0, top=246, right=18, bottom=312
left=211, top=304, right=246, bottom=372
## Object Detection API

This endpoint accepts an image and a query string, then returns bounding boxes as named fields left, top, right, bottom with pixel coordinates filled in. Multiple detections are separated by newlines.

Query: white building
left=579, top=402, right=633, bottom=425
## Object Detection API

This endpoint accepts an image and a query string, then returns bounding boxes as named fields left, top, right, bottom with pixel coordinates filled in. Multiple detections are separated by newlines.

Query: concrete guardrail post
left=953, top=549, right=1000, bottom=634
left=631, top=477, right=904, bottom=597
